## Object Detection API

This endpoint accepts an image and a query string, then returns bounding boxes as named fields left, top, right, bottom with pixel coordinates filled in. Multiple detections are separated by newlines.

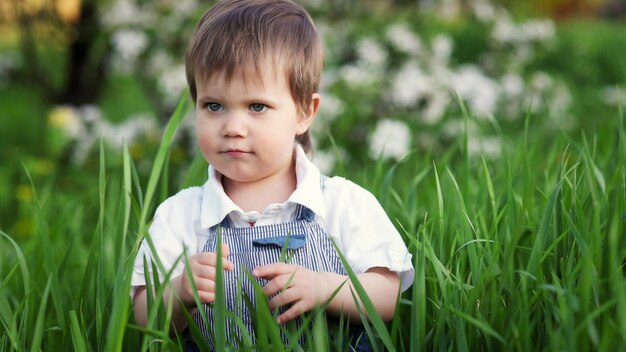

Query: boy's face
left=195, top=61, right=317, bottom=185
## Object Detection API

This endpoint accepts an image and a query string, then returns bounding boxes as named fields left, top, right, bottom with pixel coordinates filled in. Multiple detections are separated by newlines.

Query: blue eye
left=250, top=103, right=267, bottom=113
left=207, top=103, right=223, bottom=112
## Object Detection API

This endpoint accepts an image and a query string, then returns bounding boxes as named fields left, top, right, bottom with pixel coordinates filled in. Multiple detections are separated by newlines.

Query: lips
left=223, top=149, right=248, bottom=157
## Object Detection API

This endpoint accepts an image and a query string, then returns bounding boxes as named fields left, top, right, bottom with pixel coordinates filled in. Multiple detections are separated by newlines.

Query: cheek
left=196, top=121, right=216, bottom=148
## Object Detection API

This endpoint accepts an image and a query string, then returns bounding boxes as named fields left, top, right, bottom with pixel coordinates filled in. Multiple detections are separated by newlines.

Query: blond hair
left=185, top=0, right=323, bottom=153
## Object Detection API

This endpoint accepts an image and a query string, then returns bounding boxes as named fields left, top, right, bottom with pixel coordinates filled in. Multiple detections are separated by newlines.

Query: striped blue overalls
left=190, top=181, right=371, bottom=351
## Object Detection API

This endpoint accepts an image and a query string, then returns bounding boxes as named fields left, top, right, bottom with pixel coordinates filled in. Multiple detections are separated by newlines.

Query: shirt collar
left=199, top=144, right=327, bottom=229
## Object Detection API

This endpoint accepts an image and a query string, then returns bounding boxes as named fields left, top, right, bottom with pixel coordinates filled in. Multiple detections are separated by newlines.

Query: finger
left=197, top=291, right=215, bottom=304
left=253, top=262, right=294, bottom=279
left=194, top=252, right=234, bottom=271
left=276, top=301, right=308, bottom=324
left=267, top=286, right=299, bottom=310
left=193, top=277, right=216, bottom=293
left=220, top=243, right=230, bottom=258
left=191, top=265, right=217, bottom=281
left=262, top=274, right=294, bottom=297
left=220, top=243, right=234, bottom=270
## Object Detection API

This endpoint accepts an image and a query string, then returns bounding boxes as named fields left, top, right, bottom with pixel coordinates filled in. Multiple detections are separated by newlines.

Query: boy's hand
left=179, top=243, right=234, bottom=307
left=253, top=263, right=331, bottom=324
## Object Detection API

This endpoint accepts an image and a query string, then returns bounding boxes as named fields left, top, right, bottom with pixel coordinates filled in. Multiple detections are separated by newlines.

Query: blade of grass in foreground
left=447, top=306, right=504, bottom=344
left=411, top=226, right=426, bottom=352
left=348, top=288, right=378, bottom=352
left=0, top=231, right=30, bottom=294
left=139, top=94, right=189, bottom=229
left=118, top=141, right=133, bottom=262
left=331, top=240, right=395, bottom=351
left=181, top=249, right=213, bottom=351
left=104, top=92, right=188, bottom=350
left=69, top=310, right=87, bottom=352
left=214, top=227, right=226, bottom=352
left=22, top=166, right=68, bottom=335
left=29, top=276, right=52, bottom=352
left=132, top=94, right=190, bottom=307
left=526, top=179, right=562, bottom=275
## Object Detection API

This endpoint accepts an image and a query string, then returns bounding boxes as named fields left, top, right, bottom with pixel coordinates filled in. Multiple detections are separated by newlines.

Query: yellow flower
left=16, top=184, right=33, bottom=202
left=49, top=106, right=77, bottom=129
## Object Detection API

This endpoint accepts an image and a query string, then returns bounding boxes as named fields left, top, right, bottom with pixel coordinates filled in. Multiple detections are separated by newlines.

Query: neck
left=222, top=164, right=297, bottom=213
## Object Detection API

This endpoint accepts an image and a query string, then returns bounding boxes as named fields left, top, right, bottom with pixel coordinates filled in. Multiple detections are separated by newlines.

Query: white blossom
left=530, top=71, right=553, bottom=91
left=422, top=90, right=450, bottom=124
left=501, top=74, right=524, bottom=98
left=369, top=119, right=411, bottom=160
left=493, top=16, right=555, bottom=45
left=521, top=19, right=555, bottom=43
left=492, top=16, right=517, bottom=44
left=385, top=23, right=422, bottom=56
left=468, top=135, right=502, bottom=158
left=356, top=37, right=388, bottom=68
left=103, top=113, right=159, bottom=149
left=442, top=118, right=479, bottom=138
left=548, top=83, right=573, bottom=127
left=111, top=29, right=149, bottom=68
left=101, top=0, right=156, bottom=27
left=50, top=104, right=161, bottom=165
left=338, top=64, right=379, bottom=87
left=158, top=64, right=188, bottom=104
left=449, top=65, right=499, bottom=118
left=389, top=61, right=433, bottom=107
left=472, top=0, right=497, bottom=22
left=601, top=86, right=626, bottom=106
left=432, top=34, right=454, bottom=64
left=316, top=93, right=344, bottom=124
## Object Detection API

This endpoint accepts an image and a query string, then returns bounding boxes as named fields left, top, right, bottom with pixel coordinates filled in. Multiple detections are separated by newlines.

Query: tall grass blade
left=331, top=241, right=395, bottom=351
left=23, top=165, right=67, bottom=332
left=120, top=141, right=132, bottom=260
left=411, top=227, right=426, bottom=352
left=139, top=93, right=189, bottom=228
left=214, top=227, right=226, bottom=351
left=29, top=276, right=52, bottom=352
left=69, top=310, right=88, bottom=352
left=526, top=180, right=562, bottom=275
left=448, top=306, right=504, bottom=343
left=0, top=231, right=30, bottom=293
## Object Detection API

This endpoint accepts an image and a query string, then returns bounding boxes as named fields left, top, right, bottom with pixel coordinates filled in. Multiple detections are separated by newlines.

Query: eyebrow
left=196, top=94, right=279, bottom=106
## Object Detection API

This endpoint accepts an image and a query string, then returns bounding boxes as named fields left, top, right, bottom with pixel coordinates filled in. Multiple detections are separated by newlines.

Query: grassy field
left=1, top=94, right=624, bottom=351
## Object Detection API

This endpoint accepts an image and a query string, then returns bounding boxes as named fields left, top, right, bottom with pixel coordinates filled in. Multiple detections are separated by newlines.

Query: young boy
left=132, top=0, right=414, bottom=349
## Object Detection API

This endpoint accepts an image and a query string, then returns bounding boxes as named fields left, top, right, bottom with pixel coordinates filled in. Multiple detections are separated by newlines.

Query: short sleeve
left=131, top=193, right=200, bottom=295
left=332, top=180, right=414, bottom=292
left=131, top=217, right=185, bottom=287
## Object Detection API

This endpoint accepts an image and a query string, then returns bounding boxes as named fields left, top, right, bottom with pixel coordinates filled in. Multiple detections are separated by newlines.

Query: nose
left=222, top=111, right=247, bottom=137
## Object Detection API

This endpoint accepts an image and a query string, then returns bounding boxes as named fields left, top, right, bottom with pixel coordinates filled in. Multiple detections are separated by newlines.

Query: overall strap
left=219, top=215, right=232, bottom=228
left=294, top=204, right=316, bottom=222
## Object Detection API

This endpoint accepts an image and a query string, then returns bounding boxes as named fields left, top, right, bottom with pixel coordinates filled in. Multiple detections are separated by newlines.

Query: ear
left=296, top=93, right=321, bottom=135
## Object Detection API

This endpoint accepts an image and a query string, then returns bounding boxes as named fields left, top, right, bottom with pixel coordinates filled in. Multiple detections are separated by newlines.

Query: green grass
left=1, top=96, right=625, bottom=351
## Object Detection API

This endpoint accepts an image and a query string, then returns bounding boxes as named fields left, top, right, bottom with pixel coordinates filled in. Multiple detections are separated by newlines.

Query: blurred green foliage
left=0, top=0, right=625, bottom=235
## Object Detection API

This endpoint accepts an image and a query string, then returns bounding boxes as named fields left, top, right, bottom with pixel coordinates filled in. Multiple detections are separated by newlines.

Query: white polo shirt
left=132, top=145, right=414, bottom=292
